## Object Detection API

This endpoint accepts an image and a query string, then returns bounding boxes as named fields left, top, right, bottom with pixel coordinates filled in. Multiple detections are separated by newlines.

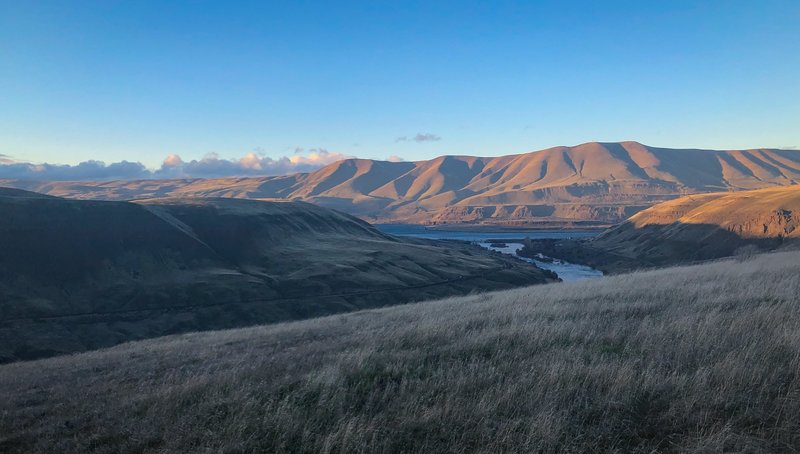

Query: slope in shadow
left=0, top=190, right=554, bottom=363
left=522, top=222, right=796, bottom=275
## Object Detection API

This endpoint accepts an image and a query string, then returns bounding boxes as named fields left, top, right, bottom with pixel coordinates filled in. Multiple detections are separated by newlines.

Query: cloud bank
left=0, top=159, right=153, bottom=181
left=0, top=149, right=355, bottom=181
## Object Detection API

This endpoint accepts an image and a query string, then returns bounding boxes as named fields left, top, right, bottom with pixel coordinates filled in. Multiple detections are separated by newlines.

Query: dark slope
left=0, top=190, right=554, bottom=362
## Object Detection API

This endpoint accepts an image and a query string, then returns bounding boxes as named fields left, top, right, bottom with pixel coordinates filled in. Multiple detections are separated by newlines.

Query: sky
left=1, top=0, right=798, bottom=180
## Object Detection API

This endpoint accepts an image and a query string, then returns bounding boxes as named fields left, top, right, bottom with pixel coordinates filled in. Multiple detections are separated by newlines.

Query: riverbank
left=480, top=241, right=603, bottom=281
left=376, top=225, right=605, bottom=282
left=516, top=238, right=656, bottom=274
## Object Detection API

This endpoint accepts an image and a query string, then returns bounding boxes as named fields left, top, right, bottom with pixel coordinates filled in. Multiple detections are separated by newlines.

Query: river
left=376, top=224, right=604, bottom=282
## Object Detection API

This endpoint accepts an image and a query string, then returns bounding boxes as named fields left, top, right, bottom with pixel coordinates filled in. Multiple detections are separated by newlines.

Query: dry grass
left=1, top=252, right=800, bottom=452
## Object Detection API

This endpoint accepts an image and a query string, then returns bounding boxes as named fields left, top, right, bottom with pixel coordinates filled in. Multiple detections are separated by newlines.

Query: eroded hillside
left=5, top=141, right=800, bottom=225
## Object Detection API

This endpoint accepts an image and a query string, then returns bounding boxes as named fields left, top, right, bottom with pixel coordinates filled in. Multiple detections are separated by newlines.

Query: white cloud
left=239, top=152, right=264, bottom=170
left=386, top=155, right=405, bottom=162
left=162, top=154, right=184, bottom=167
left=287, top=149, right=345, bottom=166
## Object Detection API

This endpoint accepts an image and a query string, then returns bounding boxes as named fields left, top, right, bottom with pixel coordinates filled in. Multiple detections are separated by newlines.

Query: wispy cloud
left=395, top=132, right=441, bottom=143
left=413, top=133, right=441, bottom=142
left=0, top=149, right=353, bottom=181
left=386, top=155, right=405, bottom=162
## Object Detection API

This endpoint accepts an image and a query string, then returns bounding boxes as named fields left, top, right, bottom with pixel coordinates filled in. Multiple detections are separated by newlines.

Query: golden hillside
left=623, top=185, right=800, bottom=238
left=589, top=185, right=800, bottom=267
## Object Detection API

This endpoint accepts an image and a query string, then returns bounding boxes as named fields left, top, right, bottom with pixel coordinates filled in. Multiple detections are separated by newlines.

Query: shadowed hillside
left=4, top=142, right=800, bottom=226
left=1, top=251, right=798, bottom=452
left=0, top=189, right=554, bottom=363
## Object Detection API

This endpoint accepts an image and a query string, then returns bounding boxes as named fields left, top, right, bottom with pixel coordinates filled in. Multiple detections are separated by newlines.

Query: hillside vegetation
left=2, top=251, right=799, bottom=452
left=0, top=189, right=552, bottom=362
left=4, top=141, right=800, bottom=225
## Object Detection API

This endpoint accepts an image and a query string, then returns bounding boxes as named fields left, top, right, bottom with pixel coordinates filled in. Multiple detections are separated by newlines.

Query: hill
left=590, top=185, right=800, bottom=267
left=4, top=141, right=800, bottom=226
left=518, top=185, right=800, bottom=272
left=0, top=187, right=56, bottom=198
left=1, top=251, right=798, bottom=452
left=0, top=189, right=553, bottom=363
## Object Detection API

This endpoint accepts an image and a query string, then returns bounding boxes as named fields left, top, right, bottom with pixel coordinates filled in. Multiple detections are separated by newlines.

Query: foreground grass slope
left=2, top=252, right=800, bottom=452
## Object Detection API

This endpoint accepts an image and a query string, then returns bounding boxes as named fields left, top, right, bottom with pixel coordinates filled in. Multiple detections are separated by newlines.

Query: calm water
left=376, top=224, right=604, bottom=282
left=376, top=224, right=599, bottom=242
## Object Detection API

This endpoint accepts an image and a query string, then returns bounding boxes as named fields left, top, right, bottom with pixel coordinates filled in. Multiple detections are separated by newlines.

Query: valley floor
left=1, top=252, right=799, bottom=452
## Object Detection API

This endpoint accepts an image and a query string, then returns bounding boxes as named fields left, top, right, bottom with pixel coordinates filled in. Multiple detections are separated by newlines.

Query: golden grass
left=1, top=251, right=799, bottom=452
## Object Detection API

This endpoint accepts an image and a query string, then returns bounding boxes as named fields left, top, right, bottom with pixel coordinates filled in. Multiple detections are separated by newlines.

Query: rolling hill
left=591, top=184, right=800, bottom=265
left=520, top=185, right=800, bottom=273
left=0, top=189, right=553, bottom=363
left=1, top=251, right=798, bottom=452
left=4, top=141, right=800, bottom=225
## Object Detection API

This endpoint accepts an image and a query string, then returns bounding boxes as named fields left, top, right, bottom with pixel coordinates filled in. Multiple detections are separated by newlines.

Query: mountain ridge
left=4, top=141, right=800, bottom=225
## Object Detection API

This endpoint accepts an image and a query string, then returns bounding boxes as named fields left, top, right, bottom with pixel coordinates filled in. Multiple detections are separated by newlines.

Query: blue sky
left=1, top=0, right=798, bottom=178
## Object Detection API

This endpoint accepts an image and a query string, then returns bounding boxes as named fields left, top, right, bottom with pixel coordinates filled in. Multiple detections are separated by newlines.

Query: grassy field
left=1, top=251, right=799, bottom=452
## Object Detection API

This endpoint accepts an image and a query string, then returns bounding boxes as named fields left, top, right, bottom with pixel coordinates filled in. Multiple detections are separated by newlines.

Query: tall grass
left=1, top=252, right=800, bottom=452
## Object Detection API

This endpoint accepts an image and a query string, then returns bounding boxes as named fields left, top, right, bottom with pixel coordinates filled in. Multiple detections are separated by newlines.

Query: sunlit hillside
left=5, top=142, right=800, bottom=225
left=591, top=184, right=800, bottom=266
